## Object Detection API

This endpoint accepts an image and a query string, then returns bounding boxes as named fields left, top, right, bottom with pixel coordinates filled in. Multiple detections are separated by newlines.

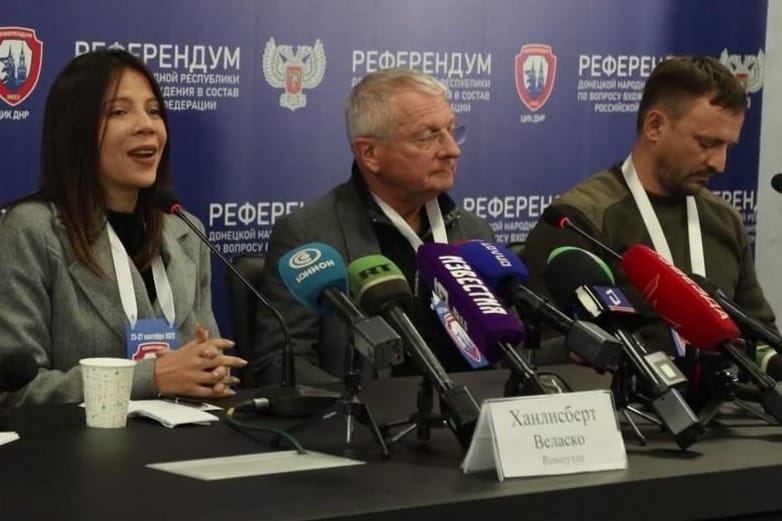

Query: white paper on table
left=127, top=400, right=220, bottom=428
left=0, top=431, right=20, bottom=447
left=147, top=451, right=365, bottom=480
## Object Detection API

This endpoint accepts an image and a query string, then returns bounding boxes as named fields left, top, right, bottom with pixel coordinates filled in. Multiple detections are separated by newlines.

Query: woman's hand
left=153, top=325, right=247, bottom=397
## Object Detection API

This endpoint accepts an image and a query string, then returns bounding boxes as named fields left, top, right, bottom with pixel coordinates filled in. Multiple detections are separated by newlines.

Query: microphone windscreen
left=544, top=246, right=614, bottom=314
left=457, top=240, right=529, bottom=290
left=346, top=255, right=413, bottom=315
left=541, top=205, right=570, bottom=229
left=416, top=242, right=524, bottom=363
left=153, top=189, right=180, bottom=214
left=278, top=242, right=348, bottom=314
left=621, top=244, right=739, bottom=348
left=0, top=351, right=38, bottom=392
left=771, top=173, right=782, bottom=194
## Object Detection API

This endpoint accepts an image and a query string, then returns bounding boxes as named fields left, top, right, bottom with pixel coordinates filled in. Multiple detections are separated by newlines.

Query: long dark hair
left=33, top=48, right=171, bottom=274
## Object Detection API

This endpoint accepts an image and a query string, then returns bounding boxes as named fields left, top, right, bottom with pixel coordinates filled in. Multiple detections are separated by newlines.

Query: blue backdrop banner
left=1, top=0, right=768, bottom=335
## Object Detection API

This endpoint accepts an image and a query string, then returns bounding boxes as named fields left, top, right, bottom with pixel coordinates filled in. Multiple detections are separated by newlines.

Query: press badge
left=126, top=319, right=179, bottom=360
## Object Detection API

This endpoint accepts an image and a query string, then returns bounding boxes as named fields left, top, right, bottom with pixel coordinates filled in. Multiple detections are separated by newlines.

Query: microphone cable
left=224, top=402, right=307, bottom=454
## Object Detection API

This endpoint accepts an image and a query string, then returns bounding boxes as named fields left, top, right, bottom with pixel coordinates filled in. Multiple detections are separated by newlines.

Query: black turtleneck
left=349, top=166, right=473, bottom=375
left=106, top=210, right=157, bottom=303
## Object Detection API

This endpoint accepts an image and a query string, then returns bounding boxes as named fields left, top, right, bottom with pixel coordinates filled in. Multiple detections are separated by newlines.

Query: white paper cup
left=79, top=357, right=136, bottom=428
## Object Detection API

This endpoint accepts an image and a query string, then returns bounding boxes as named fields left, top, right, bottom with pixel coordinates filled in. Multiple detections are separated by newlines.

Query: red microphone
left=620, top=244, right=739, bottom=349
left=621, top=244, right=782, bottom=422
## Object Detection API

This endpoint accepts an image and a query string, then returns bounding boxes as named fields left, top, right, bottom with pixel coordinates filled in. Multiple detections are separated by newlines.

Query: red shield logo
left=285, top=65, right=303, bottom=94
left=132, top=341, right=169, bottom=360
left=0, top=27, right=43, bottom=107
left=515, top=44, right=557, bottom=112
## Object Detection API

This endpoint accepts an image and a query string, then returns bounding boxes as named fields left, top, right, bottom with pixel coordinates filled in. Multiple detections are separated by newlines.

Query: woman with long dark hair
left=0, top=49, right=246, bottom=405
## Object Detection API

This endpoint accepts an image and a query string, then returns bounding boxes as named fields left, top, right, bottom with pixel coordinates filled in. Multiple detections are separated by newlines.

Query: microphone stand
left=273, top=325, right=391, bottom=459
left=380, top=378, right=450, bottom=447
left=504, top=315, right=546, bottom=397
left=677, top=346, right=778, bottom=427
left=160, top=198, right=340, bottom=414
left=520, top=316, right=542, bottom=362
left=609, top=360, right=664, bottom=446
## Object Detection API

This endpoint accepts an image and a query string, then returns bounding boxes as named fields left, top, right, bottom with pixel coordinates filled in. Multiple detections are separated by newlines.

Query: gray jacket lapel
left=65, top=213, right=196, bottom=342
left=159, top=218, right=196, bottom=329
left=335, top=183, right=381, bottom=263
left=65, top=226, right=127, bottom=344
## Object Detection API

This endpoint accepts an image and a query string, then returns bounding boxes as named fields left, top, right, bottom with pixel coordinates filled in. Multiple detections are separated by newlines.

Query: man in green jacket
left=523, top=55, right=780, bottom=378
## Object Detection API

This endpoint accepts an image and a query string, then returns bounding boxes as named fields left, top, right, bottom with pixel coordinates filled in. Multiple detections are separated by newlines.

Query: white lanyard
left=621, top=156, right=706, bottom=276
left=107, top=223, right=176, bottom=328
left=370, top=193, right=448, bottom=250
left=371, top=193, right=481, bottom=359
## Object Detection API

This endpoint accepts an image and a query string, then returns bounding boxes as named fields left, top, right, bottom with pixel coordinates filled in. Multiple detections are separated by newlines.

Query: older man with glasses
left=252, top=68, right=494, bottom=386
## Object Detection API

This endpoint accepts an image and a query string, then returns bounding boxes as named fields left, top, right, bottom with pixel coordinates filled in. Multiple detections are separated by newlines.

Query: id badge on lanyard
left=106, top=224, right=179, bottom=360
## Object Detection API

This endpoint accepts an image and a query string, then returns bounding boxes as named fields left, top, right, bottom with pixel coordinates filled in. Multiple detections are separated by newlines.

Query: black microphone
left=154, top=190, right=339, bottom=417
left=346, top=255, right=480, bottom=448
left=0, top=351, right=38, bottom=392
left=541, top=206, right=623, bottom=261
left=690, top=273, right=782, bottom=353
left=545, top=247, right=703, bottom=449
left=771, top=173, right=782, bottom=194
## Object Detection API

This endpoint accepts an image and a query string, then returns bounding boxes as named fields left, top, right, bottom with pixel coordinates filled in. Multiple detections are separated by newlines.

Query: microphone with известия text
left=456, top=239, right=622, bottom=373
left=416, top=242, right=552, bottom=397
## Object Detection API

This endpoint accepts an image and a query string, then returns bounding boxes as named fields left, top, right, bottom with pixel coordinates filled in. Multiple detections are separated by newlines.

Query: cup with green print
left=79, top=357, right=136, bottom=428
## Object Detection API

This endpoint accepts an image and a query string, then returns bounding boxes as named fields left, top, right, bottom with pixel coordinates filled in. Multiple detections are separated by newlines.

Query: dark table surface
left=2, top=365, right=782, bottom=521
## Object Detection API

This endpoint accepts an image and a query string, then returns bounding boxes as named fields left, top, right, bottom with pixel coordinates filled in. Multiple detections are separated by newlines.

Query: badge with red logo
left=131, top=341, right=169, bottom=361
left=0, top=27, right=43, bottom=107
left=515, top=44, right=557, bottom=112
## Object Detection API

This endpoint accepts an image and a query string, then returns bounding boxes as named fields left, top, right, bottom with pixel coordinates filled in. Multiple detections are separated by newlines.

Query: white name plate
left=462, top=390, right=627, bottom=481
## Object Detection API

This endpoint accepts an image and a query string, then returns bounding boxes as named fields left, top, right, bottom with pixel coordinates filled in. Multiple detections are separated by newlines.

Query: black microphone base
left=565, top=321, right=622, bottom=372
left=650, top=388, right=704, bottom=450
left=253, top=384, right=340, bottom=417
left=442, top=385, right=480, bottom=449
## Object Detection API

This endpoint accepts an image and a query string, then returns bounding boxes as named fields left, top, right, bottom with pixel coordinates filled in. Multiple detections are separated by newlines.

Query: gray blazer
left=0, top=201, right=218, bottom=406
left=252, top=175, right=495, bottom=386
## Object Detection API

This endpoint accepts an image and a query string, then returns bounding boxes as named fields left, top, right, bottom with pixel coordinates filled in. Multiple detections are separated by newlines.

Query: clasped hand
left=153, top=325, right=247, bottom=398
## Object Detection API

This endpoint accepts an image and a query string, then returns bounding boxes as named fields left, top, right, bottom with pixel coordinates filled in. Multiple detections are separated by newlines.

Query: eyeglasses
left=409, top=125, right=467, bottom=151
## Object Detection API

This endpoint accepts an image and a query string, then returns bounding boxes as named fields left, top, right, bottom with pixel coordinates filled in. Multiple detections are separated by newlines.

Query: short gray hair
left=345, top=68, right=448, bottom=143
